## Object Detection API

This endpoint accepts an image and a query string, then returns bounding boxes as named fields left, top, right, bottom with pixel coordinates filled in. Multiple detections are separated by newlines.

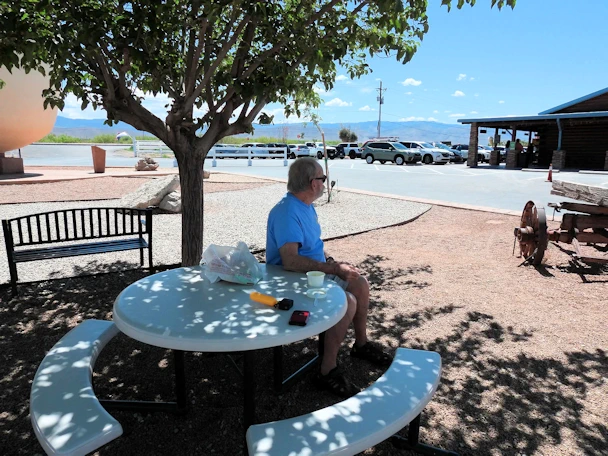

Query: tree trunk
left=177, top=150, right=205, bottom=266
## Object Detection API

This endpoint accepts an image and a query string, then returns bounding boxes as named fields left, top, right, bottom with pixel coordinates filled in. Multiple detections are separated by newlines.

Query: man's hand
left=334, top=262, right=361, bottom=282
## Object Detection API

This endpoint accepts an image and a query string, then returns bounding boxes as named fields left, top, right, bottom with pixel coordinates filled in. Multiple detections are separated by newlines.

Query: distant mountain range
left=52, top=116, right=472, bottom=144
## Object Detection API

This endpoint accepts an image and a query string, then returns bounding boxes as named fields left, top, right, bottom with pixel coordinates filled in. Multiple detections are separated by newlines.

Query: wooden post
left=468, top=122, right=478, bottom=168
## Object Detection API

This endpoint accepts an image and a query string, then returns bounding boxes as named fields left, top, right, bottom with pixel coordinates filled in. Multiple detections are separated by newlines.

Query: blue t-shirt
left=266, top=193, right=325, bottom=265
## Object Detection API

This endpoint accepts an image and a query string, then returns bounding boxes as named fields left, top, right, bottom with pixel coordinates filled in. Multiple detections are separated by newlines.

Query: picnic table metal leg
left=244, top=350, right=256, bottom=429
left=174, top=350, right=187, bottom=414
left=273, top=333, right=325, bottom=393
left=389, top=413, right=459, bottom=456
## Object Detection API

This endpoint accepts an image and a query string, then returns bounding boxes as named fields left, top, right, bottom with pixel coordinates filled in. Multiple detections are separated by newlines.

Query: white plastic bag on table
left=201, top=241, right=263, bottom=284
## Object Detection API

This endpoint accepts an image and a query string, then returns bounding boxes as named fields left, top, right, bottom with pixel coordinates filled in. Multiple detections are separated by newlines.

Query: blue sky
left=62, top=1, right=608, bottom=125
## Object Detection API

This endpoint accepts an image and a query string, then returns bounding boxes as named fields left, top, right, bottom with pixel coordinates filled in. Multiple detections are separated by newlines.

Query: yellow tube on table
left=250, top=292, right=277, bottom=307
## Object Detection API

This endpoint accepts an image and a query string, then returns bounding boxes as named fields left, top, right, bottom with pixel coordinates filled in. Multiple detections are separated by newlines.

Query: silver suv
left=360, top=141, right=421, bottom=165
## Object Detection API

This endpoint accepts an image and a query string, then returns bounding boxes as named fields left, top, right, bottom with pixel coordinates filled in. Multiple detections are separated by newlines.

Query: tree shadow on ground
left=404, top=311, right=608, bottom=456
left=2, top=262, right=606, bottom=455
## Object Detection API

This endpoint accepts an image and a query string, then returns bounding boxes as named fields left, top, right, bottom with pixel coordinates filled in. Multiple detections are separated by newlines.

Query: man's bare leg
left=319, top=293, right=356, bottom=375
left=348, top=275, right=370, bottom=347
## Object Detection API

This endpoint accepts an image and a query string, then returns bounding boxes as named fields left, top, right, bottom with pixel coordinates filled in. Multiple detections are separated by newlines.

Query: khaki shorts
left=326, top=274, right=348, bottom=291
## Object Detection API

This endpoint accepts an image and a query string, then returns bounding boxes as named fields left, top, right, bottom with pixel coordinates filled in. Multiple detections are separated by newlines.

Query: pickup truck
left=305, top=142, right=343, bottom=159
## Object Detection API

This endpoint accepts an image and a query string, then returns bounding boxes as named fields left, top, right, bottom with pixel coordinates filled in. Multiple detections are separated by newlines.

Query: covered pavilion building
left=458, top=87, right=608, bottom=170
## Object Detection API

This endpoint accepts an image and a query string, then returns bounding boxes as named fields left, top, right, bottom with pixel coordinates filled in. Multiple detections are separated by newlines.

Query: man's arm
left=280, top=243, right=360, bottom=281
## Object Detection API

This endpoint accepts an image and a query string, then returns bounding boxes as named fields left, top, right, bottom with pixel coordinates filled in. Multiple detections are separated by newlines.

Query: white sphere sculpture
left=0, top=65, right=58, bottom=153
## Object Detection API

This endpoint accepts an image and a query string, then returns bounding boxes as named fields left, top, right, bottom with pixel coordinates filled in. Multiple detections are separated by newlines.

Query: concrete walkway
left=0, top=166, right=179, bottom=185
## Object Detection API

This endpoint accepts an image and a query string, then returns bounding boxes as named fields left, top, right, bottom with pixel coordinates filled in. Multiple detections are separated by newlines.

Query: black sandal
left=351, top=342, right=393, bottom=367
left=313, top=366, right=360, bottom=398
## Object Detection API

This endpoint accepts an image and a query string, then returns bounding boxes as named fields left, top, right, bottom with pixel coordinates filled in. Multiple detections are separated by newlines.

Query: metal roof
left=538, top=87, right=608, bottom=115
left=458, top=111, right=608, bottom=125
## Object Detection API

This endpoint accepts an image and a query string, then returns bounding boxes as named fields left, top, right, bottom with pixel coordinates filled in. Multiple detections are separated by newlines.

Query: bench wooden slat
left=30, top=319, right=122, bottom=456
left=247, top=348, right=441, bottom=456
left=13, top=238, right=148, bottom=263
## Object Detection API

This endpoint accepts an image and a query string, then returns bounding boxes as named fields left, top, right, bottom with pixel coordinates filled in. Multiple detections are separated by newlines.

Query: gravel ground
left=0, top=174, right=274, bottom=204
left=0, top=184, right=429, bottom=285
left=1, top=174, right=606, bottom=456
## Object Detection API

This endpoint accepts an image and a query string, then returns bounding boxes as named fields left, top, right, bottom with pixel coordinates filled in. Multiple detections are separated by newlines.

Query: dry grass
left=0, top=177, right=606, bottom=456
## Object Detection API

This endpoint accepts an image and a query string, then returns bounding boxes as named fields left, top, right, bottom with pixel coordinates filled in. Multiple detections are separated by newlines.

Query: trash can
left=91, top=145, right=106, bottom=173
left=517, top=151, right=527, bottom=168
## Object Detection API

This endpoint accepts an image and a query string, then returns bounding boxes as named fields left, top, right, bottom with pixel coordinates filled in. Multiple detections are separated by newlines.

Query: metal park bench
left=247, top=348, right=458, bottom=456
left=2, top=207, right=153, bottom=293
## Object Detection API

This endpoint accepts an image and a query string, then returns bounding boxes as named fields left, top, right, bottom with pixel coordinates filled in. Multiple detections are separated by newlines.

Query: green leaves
left=0, top=0, right=515, bottom=146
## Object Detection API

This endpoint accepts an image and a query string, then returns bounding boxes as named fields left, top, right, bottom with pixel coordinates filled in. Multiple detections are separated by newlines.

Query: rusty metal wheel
left=515, top=200, right=548, bottom=265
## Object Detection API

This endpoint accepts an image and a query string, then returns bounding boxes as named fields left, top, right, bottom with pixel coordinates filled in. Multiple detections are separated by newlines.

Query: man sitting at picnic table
left=266, top=157, right=393, bottom=398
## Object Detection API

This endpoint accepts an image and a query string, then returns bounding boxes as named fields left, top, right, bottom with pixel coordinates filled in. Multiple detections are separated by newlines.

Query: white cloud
left=405, top=91, right=413, bottom=95
left=452, top=90, right=465, bottom=97
left=469, top=77, right=475, bottom=81
left=457, top=74, right=467, bottom=81
left=399, top=116, right=426, bottom=121
left=444, top=110, right=451, bottom=113
left=474, top=93, right=479, bottom=97
left=313, top=85, right=327, bottom=94
left=401, top=78, right=422, bottom=86
left=470, top=111, right=478, bottom=114
left=427, top=117, right=438, bottom=122
left=449, top=113, right=465, bottom=118
left=335, top=75, right=348, bottom=81
left=433, top=110, right=439, bottom=114
left=499, top=100, right=505, bottom=104
left=325, top=97, right=352, bottom=107
left=409, top=101, right=414, bottom=104
left=359, top=105, right=374, bottom=111
left=360, top=87, right=373, bottom=93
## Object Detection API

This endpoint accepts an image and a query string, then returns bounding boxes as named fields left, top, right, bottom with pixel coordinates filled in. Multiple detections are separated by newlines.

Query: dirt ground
left=0, top=175, right=606, bottom=456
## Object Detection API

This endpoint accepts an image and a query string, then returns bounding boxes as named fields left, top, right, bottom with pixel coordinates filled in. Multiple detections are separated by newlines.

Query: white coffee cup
left=306, top=271, right=325, bottom=288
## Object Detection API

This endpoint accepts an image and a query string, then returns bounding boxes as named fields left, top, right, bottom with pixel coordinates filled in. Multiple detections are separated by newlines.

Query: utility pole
left=376, top=80, right=386, bottom=138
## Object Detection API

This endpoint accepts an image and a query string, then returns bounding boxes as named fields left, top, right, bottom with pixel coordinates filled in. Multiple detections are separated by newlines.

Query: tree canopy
left=0, top=0, right=515, bottom=265
left=339, top=127, right=358, bottom=143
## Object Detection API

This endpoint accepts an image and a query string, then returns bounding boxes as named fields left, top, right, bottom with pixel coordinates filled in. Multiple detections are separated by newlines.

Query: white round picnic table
left=112, top=263, right=347, bottom=429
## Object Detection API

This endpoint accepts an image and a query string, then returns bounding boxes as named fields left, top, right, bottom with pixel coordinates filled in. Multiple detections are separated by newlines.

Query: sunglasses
left=311, top=175, right=327, bottom=184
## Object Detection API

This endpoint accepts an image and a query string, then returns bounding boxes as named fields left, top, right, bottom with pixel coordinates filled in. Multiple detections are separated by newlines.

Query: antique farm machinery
left=514, top=181, right=608, bottom=266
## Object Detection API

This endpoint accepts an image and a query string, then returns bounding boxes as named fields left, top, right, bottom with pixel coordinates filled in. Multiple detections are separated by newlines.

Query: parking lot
left=207, top=157, right=608, bottom=213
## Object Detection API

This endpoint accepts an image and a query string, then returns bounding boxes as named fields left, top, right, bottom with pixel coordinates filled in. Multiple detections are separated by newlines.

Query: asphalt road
left=17, top=145, right=608, bottom=213
left=206, top=157, right=608, bottom=213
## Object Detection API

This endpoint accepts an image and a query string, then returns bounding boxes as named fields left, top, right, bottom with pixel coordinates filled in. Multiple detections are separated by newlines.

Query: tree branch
left=184, top=14, right=250, bottom=110
left=241, top=0, right=344, bottom=80
left=185, top=17, right=208, bottom=97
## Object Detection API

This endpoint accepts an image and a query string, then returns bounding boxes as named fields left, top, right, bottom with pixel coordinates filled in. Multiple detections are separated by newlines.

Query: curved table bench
left=247, top=348, right=458, bottom=456
left=30, top=319, right=122, bottom=456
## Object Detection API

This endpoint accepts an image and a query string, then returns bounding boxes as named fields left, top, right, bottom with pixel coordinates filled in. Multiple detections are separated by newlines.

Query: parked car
left=287, top=144, right=311, bottom=158
left=265, top=143, right=289, bottom=156
left=305, top=142, right=342, bottom=159
left=478, top=145, right=493, bottom=163
left=450, top=144, right=470, bottom=161
left=399, top=141, right=450, bottom=164
left=336, top=142, right=361, bottom=159
left=430, top=142, right=464, bottom=163
left=360, top=141, right=421, bottom=165
left=240, top=142, right=270, bottom=158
